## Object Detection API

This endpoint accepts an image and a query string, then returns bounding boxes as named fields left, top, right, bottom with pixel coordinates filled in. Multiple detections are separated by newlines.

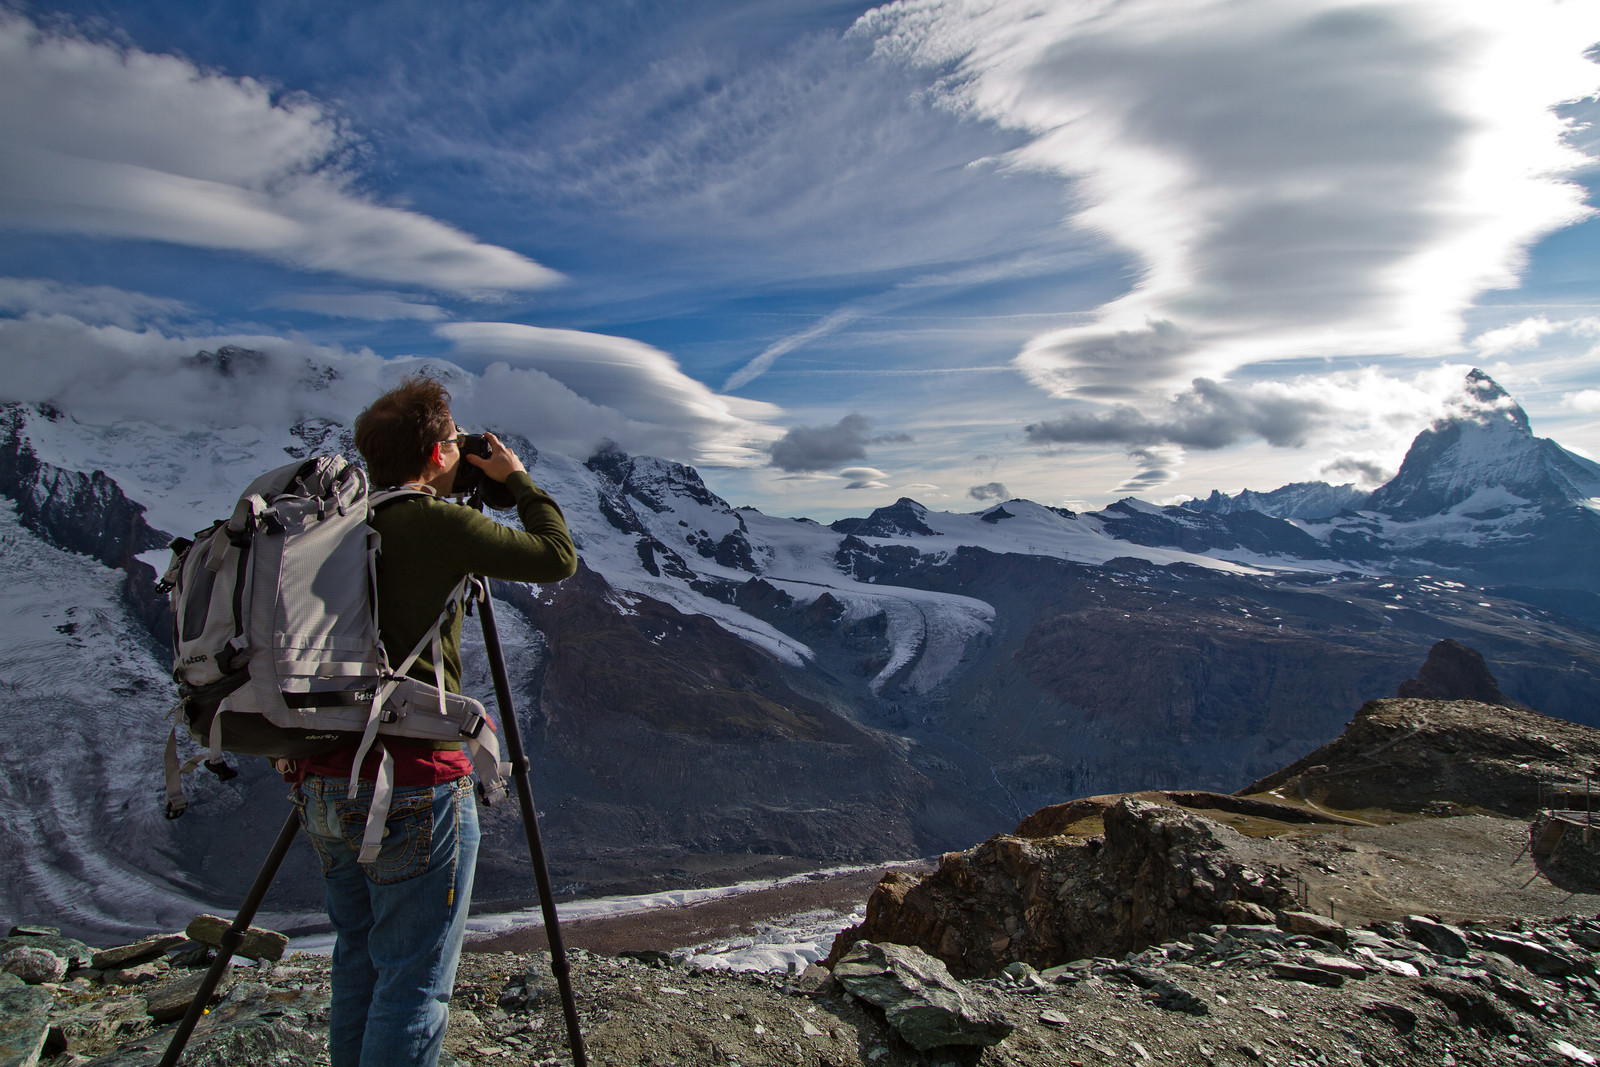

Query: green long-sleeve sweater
left=373, top=471, right=577, bottom=694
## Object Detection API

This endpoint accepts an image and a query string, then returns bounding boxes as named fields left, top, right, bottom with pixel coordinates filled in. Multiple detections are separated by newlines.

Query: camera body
left=451, top=432, right=517, bottom=510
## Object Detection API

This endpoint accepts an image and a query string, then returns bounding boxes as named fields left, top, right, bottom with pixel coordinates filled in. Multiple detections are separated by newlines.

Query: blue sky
left=1, top=0, right=1598, bottom=520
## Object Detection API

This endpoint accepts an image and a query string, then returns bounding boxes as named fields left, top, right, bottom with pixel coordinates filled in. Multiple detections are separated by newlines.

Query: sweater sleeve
left=427, top=472, right=578, bottom=582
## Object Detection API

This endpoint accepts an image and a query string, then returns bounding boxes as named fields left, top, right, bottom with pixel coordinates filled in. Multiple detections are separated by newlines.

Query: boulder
left=0, top=936, right=92, bottom=972
left=832, top=942, right=1013, bottom=1050
left=0, top=947, right=67, bottom=985
left=1402, top=915, right=1471, bottom=959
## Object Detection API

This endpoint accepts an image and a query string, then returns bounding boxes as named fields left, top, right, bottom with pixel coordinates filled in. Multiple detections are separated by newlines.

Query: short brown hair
left=354, top=375, right=454, bottom=487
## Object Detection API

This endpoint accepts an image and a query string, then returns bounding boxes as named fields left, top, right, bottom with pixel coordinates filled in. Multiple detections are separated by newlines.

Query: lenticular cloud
left=856, top=0, right=1600, bottom=401
left=0, top=13, right=559, bottom=295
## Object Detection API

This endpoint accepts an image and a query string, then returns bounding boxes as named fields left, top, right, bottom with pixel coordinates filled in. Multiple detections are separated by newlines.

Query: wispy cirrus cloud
left=0, top=13, right=559, bottom=295
left=858, top=0, right=1600, bottom=429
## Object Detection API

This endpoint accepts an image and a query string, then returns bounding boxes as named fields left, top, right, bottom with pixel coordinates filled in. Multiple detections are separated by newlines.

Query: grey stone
left=184, top=916, right=289, bottom=963
left=1402, top=915, right=1471, bottom=959
left=0, top=948, right=66, bottom=985
left=1277, top=910, right=1349, bottom=948
left=91, top=935, right=187, bottom=972
left=833, top=941, right=1014, bottom=1050
left=5, top=928, right=58, bottom=940
left=0, top=984, right=51, bottom=1067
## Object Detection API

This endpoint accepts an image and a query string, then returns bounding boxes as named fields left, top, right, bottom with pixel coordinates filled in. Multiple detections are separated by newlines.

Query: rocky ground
left=4, top=804, right=1598, bottom=1067
left=7, top=680, right=1600, bottom=1067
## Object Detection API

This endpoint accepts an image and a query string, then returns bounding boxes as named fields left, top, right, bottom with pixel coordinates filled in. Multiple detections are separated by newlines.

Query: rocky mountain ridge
left=2, top=368, right=1600, bottom=940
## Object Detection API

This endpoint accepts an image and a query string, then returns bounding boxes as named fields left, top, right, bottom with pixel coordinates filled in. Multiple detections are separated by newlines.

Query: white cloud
left=1473, top=315, right=1600, bottom=357
left=269, top=291, right=449, bottom=322
left=434, top=321, right=783, bottom=467
left=0, top=312, right=784, bottom=469
left=1564, top=390, right=1600, bottom=414
left=858, top=0, right=1600, bottom=400
left=0, top=276, right=190, bottom=328
left=0, top=13, right=559, bottom=294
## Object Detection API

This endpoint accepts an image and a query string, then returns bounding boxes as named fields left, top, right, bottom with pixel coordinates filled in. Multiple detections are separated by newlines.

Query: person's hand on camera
left=464, top=432, right=526, bottom=483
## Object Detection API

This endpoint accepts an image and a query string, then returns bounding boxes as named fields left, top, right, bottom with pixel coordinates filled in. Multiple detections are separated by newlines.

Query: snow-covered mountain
left=1184, top=481, right=1371, bottom=521
left=1370, top=369, right=1600, bottom=518
left=2, top=366, right=1599, bottom=939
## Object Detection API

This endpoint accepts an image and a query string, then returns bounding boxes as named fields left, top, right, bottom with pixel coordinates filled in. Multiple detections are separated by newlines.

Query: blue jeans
left=294, top=775, right=480, bottom=1067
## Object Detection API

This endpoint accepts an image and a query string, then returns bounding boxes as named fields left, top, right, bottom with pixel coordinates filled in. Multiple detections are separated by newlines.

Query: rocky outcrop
left=0, top=405, right=169, bottom=571
left=1398, top=638, right=1526, bottom=708
left=825, top=797, right=1295, bottom=978
left=1242, top=697, right=1600, bottom=816
left=0, top=403, right=173, bottom=646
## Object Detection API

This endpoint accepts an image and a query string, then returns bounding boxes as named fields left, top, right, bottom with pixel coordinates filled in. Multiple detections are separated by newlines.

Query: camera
left=451, top=432, right=517, bottom=510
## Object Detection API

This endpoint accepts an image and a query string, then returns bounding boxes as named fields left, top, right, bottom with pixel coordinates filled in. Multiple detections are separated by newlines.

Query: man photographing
left=286, top=375, right=577, bottom=1067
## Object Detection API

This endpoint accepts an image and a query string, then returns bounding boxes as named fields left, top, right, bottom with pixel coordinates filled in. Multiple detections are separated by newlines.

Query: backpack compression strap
left=348, top=572, right=478, bottom=863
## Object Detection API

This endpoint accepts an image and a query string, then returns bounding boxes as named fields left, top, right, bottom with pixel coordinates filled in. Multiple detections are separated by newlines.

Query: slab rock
left=184, top=916, right=288, bottom=963
left=832, top=941, right=1013, bottom=1050
left=91, top=935, right=187, bottom=973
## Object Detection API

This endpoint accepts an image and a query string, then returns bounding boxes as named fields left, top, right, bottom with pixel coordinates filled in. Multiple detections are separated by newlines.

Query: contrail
left=722, top=308, right=864, bottom=392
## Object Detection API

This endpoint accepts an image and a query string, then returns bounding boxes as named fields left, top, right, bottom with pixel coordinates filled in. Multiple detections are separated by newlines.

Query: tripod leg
left=479, top=588, right=588, bottom=1067
left=159, top=808, right=300, bottom=1067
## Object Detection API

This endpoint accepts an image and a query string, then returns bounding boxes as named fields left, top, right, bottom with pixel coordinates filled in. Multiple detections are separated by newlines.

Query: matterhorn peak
left=1459, top=368, right=1531, bottom=433
left=1367, top=370, right=1600, bottom=520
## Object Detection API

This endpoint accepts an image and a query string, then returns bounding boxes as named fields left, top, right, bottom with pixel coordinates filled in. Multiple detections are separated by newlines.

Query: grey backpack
left=162, top=454, right=509, bottom=861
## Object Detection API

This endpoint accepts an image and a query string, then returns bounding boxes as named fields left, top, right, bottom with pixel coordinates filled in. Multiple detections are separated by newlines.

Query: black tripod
left=160, top=550, right=588, bottom=1066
